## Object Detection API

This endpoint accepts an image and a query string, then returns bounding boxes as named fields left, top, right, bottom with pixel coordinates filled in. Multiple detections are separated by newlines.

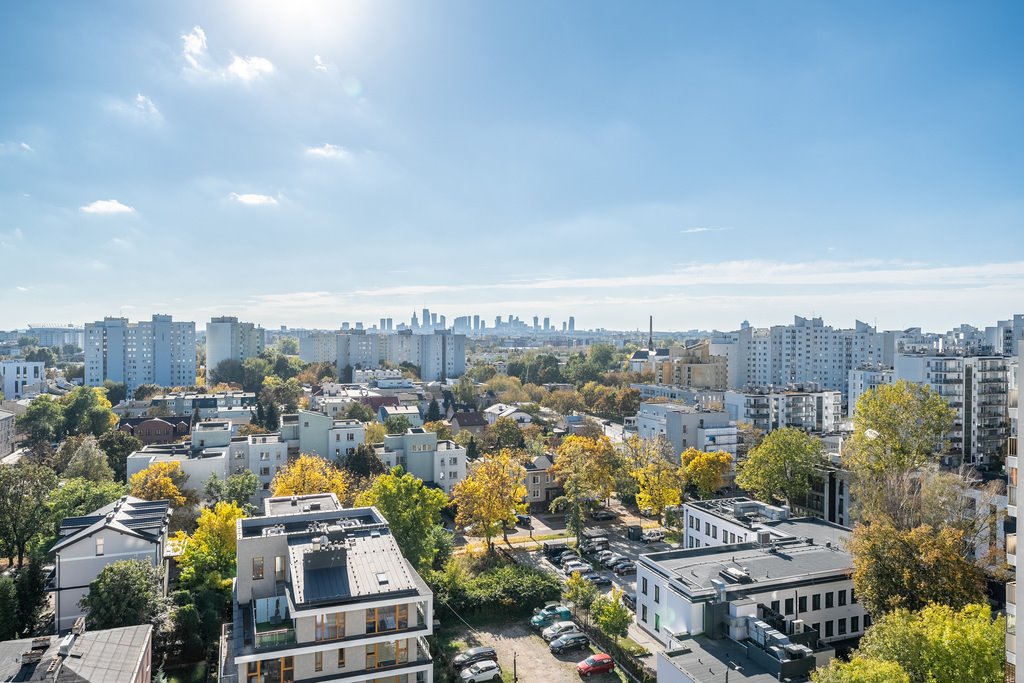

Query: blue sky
left=1, top=1, right=1022, bottom=332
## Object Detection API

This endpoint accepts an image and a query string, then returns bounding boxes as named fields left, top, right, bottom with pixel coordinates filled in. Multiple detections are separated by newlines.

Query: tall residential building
left=649, top=341, right=728, bottom=390
left=846, top=365, right=893, bottom=417
left=206, top=317, right=266, bottom=380
left=723, top=386, right=842, bottom=435
left=220, top=494, right=434, bottom=683
left=0, top=360, right=45, bottom=398
left=84, top=315, right=196, bottom=395
left=301, top=330, right=465, bottom=382
left=1007, top=348, right=1021, bottom=679
left=634, top=402, right=738, bottom=462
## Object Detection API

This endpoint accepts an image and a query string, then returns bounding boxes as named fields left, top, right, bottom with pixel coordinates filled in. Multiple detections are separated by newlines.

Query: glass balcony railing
left=254, top=626, right=296, bottom=649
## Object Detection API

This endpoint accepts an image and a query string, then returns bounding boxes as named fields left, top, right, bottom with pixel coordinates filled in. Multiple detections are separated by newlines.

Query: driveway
left=467, top=622, right=621, bottom=683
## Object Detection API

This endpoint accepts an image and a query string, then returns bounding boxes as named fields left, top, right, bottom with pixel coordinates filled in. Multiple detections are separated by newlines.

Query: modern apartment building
left=846, top=365, right=893, bottom=417
left=634, top=402, right=737, bottom=461
left=207, top=317, right=266, bottom=380
left=300, top=330, right=466, bottom=382
left=278, top=410, right=366, bottom=460
left=0, top=409, right=14, bottom=457
left=649, top=341, right=728, bottom=390
left=219, top=494, right=434, bottom=683
left=1006, top=350, right=1022, bottom=679
left=374, top=428, right=467, bottom=495
left=148, top=390, right=258, bottom=419
left=724, top=386, right=842, bottom=435
left=0, top=360, right=45, bottom=399
left=51, top=496, right=171, bottom=633
left=84, top=315, right=196, bottom=394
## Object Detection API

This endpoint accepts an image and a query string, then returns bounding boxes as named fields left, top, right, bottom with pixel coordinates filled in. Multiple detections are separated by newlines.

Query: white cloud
left=680, top=227, right=729, bottom=234
left=229, top=192, right=278, bottom=206
left=20, top=142, right=32, bottom=152
left=227, top=55, right=274, bottom=82
left=182, top=26, right=208, bottom=70
left=304, top=143, right=351, bottom=160
left=134, top=94, right=161, bottom=119
left=108, top=93, right=163, bottom=124
left=0, top=141, right=33, bottom=155
left=313, top=55, right=328, bottom=72
left=80, top=199, right=136, bottom=214
left=15, top=286, right=30, bottom=292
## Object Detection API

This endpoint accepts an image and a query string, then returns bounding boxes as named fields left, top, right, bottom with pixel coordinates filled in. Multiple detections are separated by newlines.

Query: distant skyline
left=1, top=1, right=1022, bottom=330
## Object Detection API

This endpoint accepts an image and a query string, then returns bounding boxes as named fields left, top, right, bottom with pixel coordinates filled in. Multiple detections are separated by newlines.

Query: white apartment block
left=51, top=496, right=171, bottom=632
left=149, top=391, right=258, bottom=418
left=85, top=315, right=196, bottom=395
left=0, top=409, right=15, bottom=458
left=375, top=428, right=466, bottom=495
left=723, top=387, right=842, bottom=435
left=278, top=410, right=367, bottom=461
left=207, top=317, right=266, bottom=380
left=220, top=495, right=434, bottom=683
left=894, top=353, right=1011, bottom=467
left=301, top=330, right=466, bottom=382
left=846, top=366, right=893, bottom=417
left=634, top=402, right=738, bottom=461
left=0, top=360, right=44, bottom=399
left=1006, top=349, right=1022, bottom=678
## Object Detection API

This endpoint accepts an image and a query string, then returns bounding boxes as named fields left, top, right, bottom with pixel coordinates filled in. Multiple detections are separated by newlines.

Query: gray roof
left=0, top=625, right=151, bottom=683
left=660, top=636, right=792, bottom=683
left=52, top=497, right=170, bottom=553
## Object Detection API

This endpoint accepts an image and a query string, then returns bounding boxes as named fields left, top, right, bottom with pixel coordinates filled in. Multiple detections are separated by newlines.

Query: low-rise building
left=378, top=404, right=423, bottom=428
left=483, top=403, right=532, bottom=426
left=117, top=416, right=192, bottom=445
left=0, top=409, right=14, bottom=457
left=0, top=624, right=153, bottom=683
left=0, top=360, right=45, bottom=399
left=634, top=402, right=737, bottom=461
left=524, top=454, right=559, bottom=509
left=724, top=386, right=842, bottom=435
left=52, top=496, right=171, bottom=633
left=219, top=494, right=434, bottom=683
left=449, top=410, right=488, bottom=436
left=279, top=410, right=366, bottom=460
left=375, top=428, right=466, bottom=495
left=149, top=391, right=257, bottom=419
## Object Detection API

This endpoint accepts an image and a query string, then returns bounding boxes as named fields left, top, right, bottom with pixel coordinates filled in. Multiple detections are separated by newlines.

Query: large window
left=252, top=557, right=264, bottom=580
left=246, top=657, right=293, bottom=683
left=366, top=641, right=408, bottom=669
left=366, top=605, right=409, bottom=634
left=315, top=613, right=346, bottom=641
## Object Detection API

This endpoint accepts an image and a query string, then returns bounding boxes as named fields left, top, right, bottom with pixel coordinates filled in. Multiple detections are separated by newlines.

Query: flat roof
left=262, top=494, right=343, bottom=517
left=660, top=637, right=794, bottom=683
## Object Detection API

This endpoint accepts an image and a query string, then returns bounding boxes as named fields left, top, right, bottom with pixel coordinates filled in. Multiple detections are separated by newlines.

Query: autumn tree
left=355, top=467, right=449, bottom=569
left=452, top=449, right=527, bottom=551
left=591, top=587, right=632, bottom=643
left=422, top=420, right=453, bottom=442
left=853, top=603, right=1004, bottom=683
left=79, top=559, right=167, bottom=630
left=271, top=454, right=350, bottom=500
left=98, top=430, right=142, bottom=482
left=680, top=448, right=732, bottom=499
left=0, top=462, right=58, bottom=566
left=552, top=434, right=618, bottom=503
left=736, top=427, right=824, bottom=504
left=173, top=502, right=246, bottom=585
left=364, top=421, right=386, bottom=444
left=848, top=522, right=985, bottom=616
left=633, top=459, right=684, bottom=517
left=812, top=658, right=910, bottom=683
left=129, top=461, right=189, bottom=508
left=563, top=571, right=599, bottom=617
left=482, top=416, right=525, bottom=452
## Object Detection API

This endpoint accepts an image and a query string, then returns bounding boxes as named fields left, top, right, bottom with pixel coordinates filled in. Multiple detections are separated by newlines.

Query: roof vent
left=290, top=496, right=298, bottom=506
left=309, top=502, right=321, bottom=511
left=375, top=572, right=389, bottom=585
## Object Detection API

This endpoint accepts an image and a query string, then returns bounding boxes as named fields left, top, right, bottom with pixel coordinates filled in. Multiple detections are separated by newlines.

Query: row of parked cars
left=531, top=602, right=617, bottom=675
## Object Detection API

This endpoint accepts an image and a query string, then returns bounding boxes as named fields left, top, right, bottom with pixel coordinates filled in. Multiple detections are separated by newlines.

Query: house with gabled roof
left=52, top=496, right=171, bottom=633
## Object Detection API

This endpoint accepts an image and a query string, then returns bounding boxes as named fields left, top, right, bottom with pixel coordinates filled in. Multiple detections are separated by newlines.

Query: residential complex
left=219, top=494, right=434, bottom=683
left=632, top=402, right=737, bottom=461
left=206, top=317, right=266, bottom=380
left=84, top=315, right=196, bottom=394
left=374, top=428, right=467, bottom=495
left=0, top=360, right=45, bottom=399
left=723, top=385, right=842, bottom=435
left=299, top=329, right=465, bottom=382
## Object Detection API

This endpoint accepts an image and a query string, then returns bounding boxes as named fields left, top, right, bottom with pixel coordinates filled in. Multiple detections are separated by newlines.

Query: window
left=825, top=592, right=834, bottom=609
left=771, top=600, right=780, bottom=614
left=315, top=613, right=345, bottom=641
left=260, top=467, right=270, bottom=476
left=851, top=616, right=860, bottom=633
left=532, top=475, right=540, bottom=485
left=654, top=613, right=660, bottom=632
left=246, top=657, right=293, bottom=683
left=641, top=578, right=648, bottom=595
left=365, top=642, right=400, bottom=670
left=337, top=649, right=345, bottom=667
left=365, top=605, right=408, bottom=634
left=95, top=537, right=104, bottom=556
left=261, top=452, right=270, bottom=460
left=711, top=526, right=717, bottom=539
left=784, top=598, right=794, bottom=615
left=838, top=590, right=847, bottom=606
left=274, top=556, right=286, bottom=581
left=314, top=651, right=322, bottom=672
left=825, top=621, right=834, bottom=638
left=705, top=522, right=710, bottom=535
left=838, top=618, right=847, bottom=636
left=812, top=623, right=820, bottom=636
left=641, top=605, right=648, bottom=623
left=850, top=588, right=857, bottom=604
left=812, top=594, right=821, bottom=611
left=347, top=432, right=355, bottom=441
left=252, top=557, right=264, bottom=580
left=798, top=596, right=807, bottom=613
left=532, top=489, right=539, bottom=499
left=654, top=586, right=660, bottom=604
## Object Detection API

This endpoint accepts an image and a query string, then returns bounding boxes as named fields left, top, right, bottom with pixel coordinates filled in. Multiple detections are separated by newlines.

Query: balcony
left=253, top=594, right=295, bottom=650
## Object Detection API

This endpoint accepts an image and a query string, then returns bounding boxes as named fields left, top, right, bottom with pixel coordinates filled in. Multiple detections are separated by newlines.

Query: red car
left=576, top=653, right=614, bottom=677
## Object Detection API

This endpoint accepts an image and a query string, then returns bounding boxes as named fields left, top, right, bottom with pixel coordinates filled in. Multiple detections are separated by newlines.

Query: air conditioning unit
left=791, top=619, right=805, bottom=634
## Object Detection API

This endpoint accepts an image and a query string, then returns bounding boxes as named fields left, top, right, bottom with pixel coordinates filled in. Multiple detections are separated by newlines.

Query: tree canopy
left=355, top=467, right=449, bottom=569
left=129, top=461, right=189, bottom=508
left=79, top=559, right=167, bottom=630
left=339, top=443, right=387, bottom=479
left=680, top=448, right=731, bottom=499
left=383, top=415, right=412, bottom=435
left=452, top=449, right=527, bottom=551
left=271, top=454, right=350, bottom=500
left=173, top=502, right=246, bottom=585
left=98, top=430, right=143, bottom=482
left=0, top=462, right=58, bottom=566
left=735, top=427, right=824, bottom=504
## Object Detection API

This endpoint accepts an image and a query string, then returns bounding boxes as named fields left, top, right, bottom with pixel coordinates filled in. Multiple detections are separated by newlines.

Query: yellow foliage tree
left=552, top=434, right=618, bottom=503
left=271, top=454, right=350, bottom=500
left=680, top=448, right=732, bottom=499
left=173, top=501, right=245, bottom=585
left=364, top=421, right=386, bottom=444
left=129, top=461, right=188, bottom=508
left=452, top=449, right=527, bottom=551
left=633, top=459, right=683, bottom=516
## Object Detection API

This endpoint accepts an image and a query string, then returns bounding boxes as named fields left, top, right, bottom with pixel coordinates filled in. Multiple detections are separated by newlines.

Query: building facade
left=0, top=409, right=14, bottom=457
left=723, top=386, right=842, bottom=435
left=84, top=315, right=196, bottom=395
left=374, top=429, right=466, bottom=495
left=0, top=360, right=45, bottom=399
left=207, top=317, right=266, bottom=381
left=634, top=402, right=738, bottom=461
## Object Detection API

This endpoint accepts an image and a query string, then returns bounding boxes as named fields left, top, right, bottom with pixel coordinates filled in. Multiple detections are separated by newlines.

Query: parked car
left=563, top=560, right=591, bottom=576
left=550, top=632, right=590, bottom=654
left=516, top=513, right=532, bottom=527
left=453, top=647, right=498, bottom=670
left=460, top=660, right=502, bottom=682
left=543, top=540, right=570, bottom=558
left=531, top=604, right=572, bottom=629
left=642, top=529, right=666, bottom=543
left=580, top=572, right=612, bottom=586
left=577, top=653, right=615, bottom=677
left=601, top=554, right=627, bottom=569
left=608, top=557, right=634, bottom=571
left=613, top=561, right=637, bottom=575
left=580, top=536, right=609, bottom=553
left=558, top=550, right=581, bottom=565
left=542, top=620, right=579, bottom=642
left=594, top=550, right=615, bottom=564
left=591, top=509, right=617, bottom=521
left=622, top=592, right=637, bottom=611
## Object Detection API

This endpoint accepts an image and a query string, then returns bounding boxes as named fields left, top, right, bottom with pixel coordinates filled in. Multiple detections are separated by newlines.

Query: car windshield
left=585, top=656, right=599, bottom=665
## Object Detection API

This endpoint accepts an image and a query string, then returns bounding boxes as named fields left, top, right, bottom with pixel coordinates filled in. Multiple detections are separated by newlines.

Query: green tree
left=848, top=522, right=985, bottom=616
left=17, top=395, right=65, bottom=446
left=853, top=603, right=1004, bottom=683
left=79, top=559, right=167, bottom=629
left=591, top=587, right=632, bottom=642
left=64, top=435, right=115, bottom=482
left=563, top=571, right=598, bottom=617
left=483, top=416, right=525, bottom=451
left=241, top=356, right=272, bottom=392
left=355, top=467, right=449, bottom=569
left=204, top=471, right=259, bottom=512
left=453, top=375, right=478, bottom=404
left=98, top=430, right=143, bottom=483
left=210, top=359, right=244, bottom=386
left=60, top=387, right=117, bottom=437
left=383, top=415, right=412, bottom=434
left=0, top=462, right=58, bottom=566
left=16, top=559, right=47, bottom=635
left=172, top=502, right=246, bottom=586
left=426, top=399, right=442, bottom=422
left=680, top=448, right=732, bottom=499
left=102, top=380, right=128, bottom=405
left=276, top=336, right=299, bottom=355
left=812, top=659, right=910, bottom=683
left=264, top=401, right=280, bottom=431
left=343, top=402, right=376, bottom=423
left=0, top=578, right=17, bottom=639
left=25, top=346, right=58, bottom=366
left=132, top=383, right=163, bottom=401
left=44, top=478, right=126, bottom=546
left=736, top=427, right=824, bottom=504
left=339, top=443, right=387, bottom=479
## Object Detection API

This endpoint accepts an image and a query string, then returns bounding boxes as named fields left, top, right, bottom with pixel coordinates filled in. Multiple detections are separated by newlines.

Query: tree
left=844, top=380, right=955, bottom=476
left=204, top=471, right=259, bottom=511
left=384, top=415, right=412, bottom=435
left=237, top=423, right=269, bottom=437
left=44, top=478, right=125, bottom=545
left=736, top=427, right=824, bottom=504
left=241, top=357, right=272, bottom=392
left=812, top=659, right=910, bottom=683
left=355, top=467, right=449, bottom=569
left=276, top=336, right=299, bottom=355
left=60, top=387, right=117, bottom=438
left=452, top=450, right=527, bottom=551
left=426, top=399, right=442, bottom=422
left=79, top=559, right=166, bottom=629
left=132, top=384, right=163, bottom=401
left=129, top=461, right=189, bottom=508
left=852, top=603, right=1004, bottom=683
left=340, top=443, right=387, bottom=479
left=681, top=448, right=732, bottom=499
left=343, top=402, right=377, bottom=423
left=25, top=346, right=58, bottom=367
left=102, top=380, right=128, bottom=405
left=453, top=375, right=477, bottom=404
left=16, top=559, right=46, bottom=635
left=0, top=579, right=17, bottom=639
left=552, top=435, right=618, bottom=503
left=848, top=522, right=985, bottom=616
left=271, top=454, right=350, bottom=499
left=173, top=501, right=246, bottom=585
left=422, top=420, right=453, bottom=442
left=17, top=395, right=65, bottom=446
left=591, top=587, right=632, bottom=642
left=633, top=459, right=684, bottom=517
left=482, top=416, right=525, bottom=451
left=542, top=390, right=585, bottom=416
left=618, top=435, right=674, bottom=505
left=98, top=430, right=143, bottom=482
left=563, top=571, right=598, bottom=617
left=364, top=421, right=386, bottom=444
left=0, top=462, right=58, bottom=566
left=264, top=401, right=280, bottom=431
left=64, top=435, right=115, bottom=482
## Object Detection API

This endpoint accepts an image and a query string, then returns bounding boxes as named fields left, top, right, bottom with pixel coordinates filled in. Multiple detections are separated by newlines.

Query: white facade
left=483, top=403, right=533, bottom=426
left=0, top=360, right=44, bottom=399
left=634, top=402, right=737, bottom=460
left=84, top=315, right=196, bottom=395
left=301, top=330, right=466, bottom=382
left=724, top=387, right=842, bottom=434
left=1007, top=349, right=1022, bottom=677
left=0, top=409, right=14, bottom=457
left=206, top=316, right=265, bottom=380
left=847, top=366, right=893, bottom=417
left=375, top=429, right=466, bottom=494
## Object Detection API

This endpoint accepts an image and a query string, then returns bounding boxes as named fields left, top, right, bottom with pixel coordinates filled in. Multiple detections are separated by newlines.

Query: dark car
left=591, top=509, right=617, bottom=521
left=580, top=572, right=612, bottom=586
left=516, top=513, right=532, bottom=527
left=453, top=646, right=498, bottom=670
left=622, top=592, right=637, bottom=611
left=550, top=632, right=590, bottom=655
left=613, top=561, right=637, bottom=575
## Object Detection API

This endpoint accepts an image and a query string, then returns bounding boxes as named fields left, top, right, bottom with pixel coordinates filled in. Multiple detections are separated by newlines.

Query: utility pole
left=513, top=651, right=518, bottom=682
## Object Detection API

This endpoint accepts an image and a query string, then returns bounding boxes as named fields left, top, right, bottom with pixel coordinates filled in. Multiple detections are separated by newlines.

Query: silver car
left=542, top=620, right=578, bottom=642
